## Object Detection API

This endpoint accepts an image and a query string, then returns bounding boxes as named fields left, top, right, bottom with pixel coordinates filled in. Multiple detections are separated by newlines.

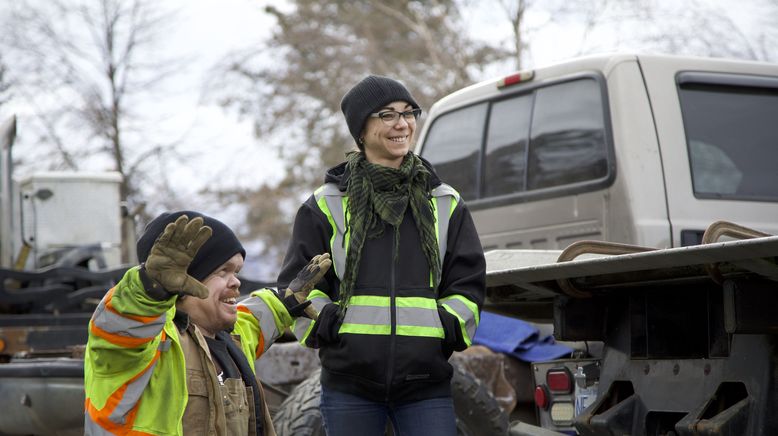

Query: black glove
left=305, top=303, right=342, bottom=348
left=283, top=253, right=332, bottom=320
left=281, top=293, right=313, bottom=318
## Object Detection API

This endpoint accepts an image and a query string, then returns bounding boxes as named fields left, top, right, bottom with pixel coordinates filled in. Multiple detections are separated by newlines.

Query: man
left=84, top=211, right=330, bottom=435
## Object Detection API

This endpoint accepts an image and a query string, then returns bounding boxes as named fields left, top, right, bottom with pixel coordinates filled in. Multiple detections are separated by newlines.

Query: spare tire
left=273, top=366, right=508, bottom=436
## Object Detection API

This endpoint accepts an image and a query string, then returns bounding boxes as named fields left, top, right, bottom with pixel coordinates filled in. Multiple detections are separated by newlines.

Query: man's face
left=179, top=253, right=243, bottom=337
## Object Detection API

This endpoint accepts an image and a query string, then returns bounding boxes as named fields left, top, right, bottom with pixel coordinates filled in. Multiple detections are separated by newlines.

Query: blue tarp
left=473, top=311, right=573, bottom=362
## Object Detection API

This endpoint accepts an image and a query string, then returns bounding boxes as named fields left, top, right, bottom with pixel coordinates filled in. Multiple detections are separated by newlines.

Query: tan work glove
left=144, top=215, right=213, bottom=299
left=283, top=253, right=332, bottom=320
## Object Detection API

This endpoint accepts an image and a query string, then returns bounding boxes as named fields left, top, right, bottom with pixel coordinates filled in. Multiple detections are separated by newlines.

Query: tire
left=273, top=369, right=325, bottom=436
left=273, top=366, right=508, bottom=436
left=451, top=365, right=509, bottom=436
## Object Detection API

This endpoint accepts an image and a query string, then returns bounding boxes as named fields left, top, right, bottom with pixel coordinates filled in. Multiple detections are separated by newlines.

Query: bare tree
left=489, top=0, right=654, bottom=69
left=211, top=0, right=508, bottom=270
left=0, top=56, right=11, bottom=109
left=1, top=0, right=183, bottom=220
left=541, top=0, right=775, bottom=62
left=495, top=0, right=532, bottom=69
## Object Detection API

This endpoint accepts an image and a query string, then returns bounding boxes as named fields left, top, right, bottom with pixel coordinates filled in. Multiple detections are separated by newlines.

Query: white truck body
left=415, top=53, right=778, bottom=251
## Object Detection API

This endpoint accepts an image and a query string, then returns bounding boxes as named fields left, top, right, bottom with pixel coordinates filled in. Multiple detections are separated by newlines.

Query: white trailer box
left=16, top=171, right=123, bottom=269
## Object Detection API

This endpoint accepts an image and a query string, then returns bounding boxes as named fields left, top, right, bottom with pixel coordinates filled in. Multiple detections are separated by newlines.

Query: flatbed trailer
left=490, top=222, right=778, bottom=435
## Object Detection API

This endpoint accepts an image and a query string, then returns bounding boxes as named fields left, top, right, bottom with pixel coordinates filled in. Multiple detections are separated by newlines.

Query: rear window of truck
left=678, top=73, right=778, bottom=201
left=420, top=77, right=611, bottom=204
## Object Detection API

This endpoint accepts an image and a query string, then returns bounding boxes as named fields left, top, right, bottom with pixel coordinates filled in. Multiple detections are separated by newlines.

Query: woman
left=277, top=75, right=485, bottom=436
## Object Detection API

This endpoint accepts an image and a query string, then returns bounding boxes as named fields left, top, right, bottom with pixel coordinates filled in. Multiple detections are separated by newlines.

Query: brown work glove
left=283, top=253, right=332, bottom=320
left=144, top=215, right=213, bottom=299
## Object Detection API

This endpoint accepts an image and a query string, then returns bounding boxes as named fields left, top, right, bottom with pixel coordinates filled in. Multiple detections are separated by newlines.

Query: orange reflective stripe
left=237, top=305, right=266, bottom=359
left=104, top=288, right=165, bottom=324
left=90, top=322, right=154, bottom=348
left=256, top=332, right=265, bottom=359
left=85, top=344, right=163, bottom=435
left=86, top=398, right=151, bottom=435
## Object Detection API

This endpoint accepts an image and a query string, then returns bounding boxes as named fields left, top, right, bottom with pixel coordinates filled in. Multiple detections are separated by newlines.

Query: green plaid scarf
left=339, top=151, right=440, bottom=313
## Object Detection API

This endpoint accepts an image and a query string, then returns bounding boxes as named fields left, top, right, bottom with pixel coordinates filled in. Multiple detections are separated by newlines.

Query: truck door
left=639, top=56, right=778, bottom=244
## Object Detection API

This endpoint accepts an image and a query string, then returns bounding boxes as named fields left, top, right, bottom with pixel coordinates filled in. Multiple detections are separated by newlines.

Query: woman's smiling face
left=361, top=100, right=416, bottom=168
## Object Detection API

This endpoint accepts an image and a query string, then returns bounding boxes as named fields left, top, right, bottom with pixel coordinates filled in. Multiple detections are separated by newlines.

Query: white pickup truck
left=415, top=53, right=778, bottom=435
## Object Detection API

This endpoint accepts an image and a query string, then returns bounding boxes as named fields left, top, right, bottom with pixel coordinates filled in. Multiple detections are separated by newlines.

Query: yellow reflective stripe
left=340, top=324, right=444, bottom=338
left=440, top=295, right=480, bottom=346
left=294, top=290, right=333, bottom=346
left=339, top=323, right=391, bottom=335
left=397, top=325, right=445, bottom=338
left=395, top=296, right=437, bottom=309
left=316, top=195, right=340, bottom=277
left=348, top=295, right=390, bottom=307
left=440, top=294, right=479, bottom=325
left=441, top=304, right=470, bottom=346
left=348, top=296, right=437, bottom=309
left=340, top=296, right=443, bottom=337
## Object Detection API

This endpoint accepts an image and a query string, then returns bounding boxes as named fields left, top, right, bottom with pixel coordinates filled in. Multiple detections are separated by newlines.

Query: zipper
left=386, top=236, right=397, bottom=401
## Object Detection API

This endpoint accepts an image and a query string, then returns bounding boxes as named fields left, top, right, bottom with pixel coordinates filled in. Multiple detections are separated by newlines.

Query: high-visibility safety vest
left=84, top=267, right=291, bottom=435
left=293, top=182, right=480, bottom=349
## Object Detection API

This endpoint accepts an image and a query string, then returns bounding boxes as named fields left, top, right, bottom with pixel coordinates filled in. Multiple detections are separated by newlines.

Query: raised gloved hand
left=144, top=215, right=213, bottom=299
left=283, top=253, right=332, bottom=320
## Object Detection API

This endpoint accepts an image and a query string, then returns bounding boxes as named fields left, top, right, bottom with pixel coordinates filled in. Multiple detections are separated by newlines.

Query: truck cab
left=415, top=53, right=778, bottom=250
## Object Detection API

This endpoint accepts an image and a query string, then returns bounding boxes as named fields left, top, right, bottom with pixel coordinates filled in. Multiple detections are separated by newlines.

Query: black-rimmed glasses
left=369, top=108, right=421, bottom=125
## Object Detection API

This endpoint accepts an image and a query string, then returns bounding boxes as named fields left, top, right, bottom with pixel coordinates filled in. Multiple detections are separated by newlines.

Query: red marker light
left=534, top=385, right=550, bottom=409
left=497, top=71, right=535, bottom=88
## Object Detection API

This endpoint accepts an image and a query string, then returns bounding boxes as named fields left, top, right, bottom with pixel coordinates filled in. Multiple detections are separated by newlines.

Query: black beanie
left=340, top=75, right=421, bottom=146
left=136, top=211, right=246, bottom=282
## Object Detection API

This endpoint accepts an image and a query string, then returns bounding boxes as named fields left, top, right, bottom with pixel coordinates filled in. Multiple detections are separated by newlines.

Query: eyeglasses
left=369, top=108, right=422, bottom=125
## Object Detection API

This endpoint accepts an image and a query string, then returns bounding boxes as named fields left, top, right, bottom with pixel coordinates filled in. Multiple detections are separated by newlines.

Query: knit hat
left=340, top=75, right=421, bottom=146
left=136, top=211, right=246, bottom=282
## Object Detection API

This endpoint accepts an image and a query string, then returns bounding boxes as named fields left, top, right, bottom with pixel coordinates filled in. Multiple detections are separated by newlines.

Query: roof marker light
left=497, top=70, right=535, bottom=88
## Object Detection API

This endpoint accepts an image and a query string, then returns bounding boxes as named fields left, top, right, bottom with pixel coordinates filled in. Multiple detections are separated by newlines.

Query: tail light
left=547, top=368, right=573, bottom=393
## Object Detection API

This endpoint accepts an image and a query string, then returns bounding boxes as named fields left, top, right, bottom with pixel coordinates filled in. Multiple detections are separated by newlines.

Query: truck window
left=484, top=94, right=533, bottom=197
left=421, top=77, right=609, bottom=202
left=527, top=79, right=608, bottom=190
left=679, top=81, right=778, bottom=201
left=421, top=103, right=487, bottom=200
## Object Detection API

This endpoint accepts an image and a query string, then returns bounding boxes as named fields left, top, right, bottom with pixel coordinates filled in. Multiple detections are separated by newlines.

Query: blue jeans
left=320, top=386, right=457, bottom=436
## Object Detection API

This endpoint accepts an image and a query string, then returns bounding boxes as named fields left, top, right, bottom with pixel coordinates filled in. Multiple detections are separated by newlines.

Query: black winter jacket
left=277, top=156, right=485, bottom=403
